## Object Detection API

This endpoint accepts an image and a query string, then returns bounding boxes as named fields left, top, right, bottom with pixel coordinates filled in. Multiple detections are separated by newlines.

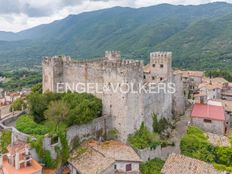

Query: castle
left=42, top=51, right=185, bottom=142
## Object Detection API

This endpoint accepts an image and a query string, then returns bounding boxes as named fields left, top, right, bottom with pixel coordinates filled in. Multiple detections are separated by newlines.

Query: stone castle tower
left=150, top=52, right=172, bottom=82
left=42, top=51, right=182, bottom=142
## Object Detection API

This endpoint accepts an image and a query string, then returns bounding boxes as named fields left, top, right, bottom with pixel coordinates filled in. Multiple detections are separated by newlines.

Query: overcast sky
left=0, top=0, right=231, bottom=32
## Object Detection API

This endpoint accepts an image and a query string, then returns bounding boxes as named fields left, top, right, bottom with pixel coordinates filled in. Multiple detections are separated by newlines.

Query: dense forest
left=0, top=2, right=232, bottom=71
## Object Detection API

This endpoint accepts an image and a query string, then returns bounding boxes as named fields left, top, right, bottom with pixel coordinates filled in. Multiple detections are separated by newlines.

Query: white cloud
left=0, top=0, right=232, bottom=32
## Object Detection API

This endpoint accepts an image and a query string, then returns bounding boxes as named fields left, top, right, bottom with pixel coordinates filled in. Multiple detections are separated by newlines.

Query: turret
left=149, top=52, right=172, bottom=82
left=105, top=51, right=121, bottom=61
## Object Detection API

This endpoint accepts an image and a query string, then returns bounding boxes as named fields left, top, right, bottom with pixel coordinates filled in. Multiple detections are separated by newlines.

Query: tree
left=44, top=100, right=70, bottom=132
left=31, top=83, right=42, bottom=93
left=27, top=92, right=48, bottom=123
left=11, top=98, right=26, bottom=111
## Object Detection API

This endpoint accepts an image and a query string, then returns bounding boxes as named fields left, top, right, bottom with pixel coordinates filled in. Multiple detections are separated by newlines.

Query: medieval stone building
left=42, top=51, right=185, bottom=142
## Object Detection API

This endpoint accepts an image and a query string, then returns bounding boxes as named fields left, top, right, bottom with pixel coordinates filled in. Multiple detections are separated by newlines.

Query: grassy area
left=140, top=158, right=165, bottom=174
left=180, top=126, right=232, bottom=172
left=16, top=115, right=49, bottom=135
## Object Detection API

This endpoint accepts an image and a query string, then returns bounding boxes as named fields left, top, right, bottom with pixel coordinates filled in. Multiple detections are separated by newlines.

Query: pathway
left=170, top=107, right=191, bottom=154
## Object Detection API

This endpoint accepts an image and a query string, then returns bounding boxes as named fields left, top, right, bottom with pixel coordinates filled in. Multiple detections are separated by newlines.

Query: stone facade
left=191, top=117, right=225, bottom=135
left=42, top=51, right=185, bottom=142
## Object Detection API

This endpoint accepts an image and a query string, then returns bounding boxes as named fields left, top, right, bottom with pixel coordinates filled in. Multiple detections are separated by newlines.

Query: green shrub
left=152, top=114, right=169, bottom=134
left=16, top=115, right=49, bottom=135
left=128, top=122, right=160, bottom=149
left=180, top=126, right=232, bottom=172
left=180, top=126, right=215, bottom=162
left=0, top=129, right=11, bottom=153
left=31, top=136, right=57, bottom=168
left=140, top=158, right=165, bottom=174
left=27, top=92, right=102, bottom=126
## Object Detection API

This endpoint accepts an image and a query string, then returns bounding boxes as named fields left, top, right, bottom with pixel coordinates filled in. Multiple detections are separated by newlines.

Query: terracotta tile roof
left=161, top=154, right=226, bottom=174
left=69, top=147, right=115, bottom=174
left=199, top=82, right=223, bottom=90
left=191, top=103, right=225, bottom=121
left=206, top=132, right=231, bottom=147
left=216, top=99, right=232, bottom=112
left=68, top=140, right=142, bottom=174
left=176, top=70, right=204, bottom=78
left=89, top=140, right=142, bottom=162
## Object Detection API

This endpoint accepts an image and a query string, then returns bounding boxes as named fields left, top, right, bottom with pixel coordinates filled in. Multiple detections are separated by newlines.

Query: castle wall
left=143, top=88, right=173, bottom=130
left=42, top=51, right=185, bottom=143
left=102, top=60, right=144, bottom=142
left=172, top=73, right=185, bottom=116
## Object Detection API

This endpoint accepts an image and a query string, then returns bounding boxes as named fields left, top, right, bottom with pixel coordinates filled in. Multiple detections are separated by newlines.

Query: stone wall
left=66, top=116, right=111, bottom=146
left=172, top=73, right=185, bottom=117
left=143, top=90, right=172, bottom=131
left=192, top=117, right=225, bottom=135
left=0, top=112, right=30, bottom=142
left=136, top=145, right=175, bottom=161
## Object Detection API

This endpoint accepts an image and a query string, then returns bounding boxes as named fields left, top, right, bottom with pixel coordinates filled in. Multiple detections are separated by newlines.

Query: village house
left=0, top=141, right=42, bottom=174
left=4, top=92, right=21, bottom=104
left=174, top=70, right=204, bottom=99
left=161, top=153, right=226, bottom=174
left=68, top=140, right=142, bottom=174
left=191, top=102, right=226, bottom=135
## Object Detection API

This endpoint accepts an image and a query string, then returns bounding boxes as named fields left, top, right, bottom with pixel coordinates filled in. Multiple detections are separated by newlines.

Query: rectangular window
left=114, top=164, right=117, bottom=170
left=144, top=75, right=146, bottom=79
left=152, top=76, right=155, bottom=80
left=126, top=164, right=132, bottom=171
left=152, top=64, right=155, bottom=67
left=204, top=119, right=212, bottom=123
left=160, top=77, right=163, bottom=81
left=160, top=64, right=164, bottom=68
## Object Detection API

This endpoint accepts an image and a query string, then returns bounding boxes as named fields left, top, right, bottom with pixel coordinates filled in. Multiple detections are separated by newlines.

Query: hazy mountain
left=0, top=2, right=232, bottom=70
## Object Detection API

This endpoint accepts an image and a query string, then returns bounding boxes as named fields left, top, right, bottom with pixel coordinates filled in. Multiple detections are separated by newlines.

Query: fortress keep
left=42, top=51, right=185, bottom=142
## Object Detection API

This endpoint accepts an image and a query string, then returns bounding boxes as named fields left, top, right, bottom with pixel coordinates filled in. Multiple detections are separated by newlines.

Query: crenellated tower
left=150, top=52, right=172, bottom=82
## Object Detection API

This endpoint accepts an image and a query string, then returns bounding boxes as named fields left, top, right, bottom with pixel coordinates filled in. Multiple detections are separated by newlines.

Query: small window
left=114, top=164, right=117, bottom=170
left=126, top=164, right=132, bottom=171
left=152, top=76, right=155, bottom=80
left=144, top=75, right=146, bottom=79
left=204, top=119, right=212, bottom=123
left=160, top=77, right=163, bottom=81
left=160, top=64, right=164, bottom=68
left=152, top=64, right=155, bottom=67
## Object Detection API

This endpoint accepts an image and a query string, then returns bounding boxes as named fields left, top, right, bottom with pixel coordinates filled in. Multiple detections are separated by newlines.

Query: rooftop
left=161, top=154, right=226, bottom=174
left=216, top=99, right=232, bottom=112
left=191, top=103, right=225, bottom=121
left=175, top=70, right=204, bottom=78
left=206, top=132, right=231, bottom=147
left=68, top=140, right=142, bottom=174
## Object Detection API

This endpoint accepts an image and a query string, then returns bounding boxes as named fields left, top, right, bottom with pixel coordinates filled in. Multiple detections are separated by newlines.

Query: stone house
left=191, top=103, right=226, bottom=135
left=68, top=140, right=142, bottom=174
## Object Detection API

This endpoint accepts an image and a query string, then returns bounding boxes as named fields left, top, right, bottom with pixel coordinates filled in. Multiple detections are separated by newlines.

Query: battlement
left=150, top=52, right=172, bottom=59
left=105, top=50, right=121, bottom=61
left=103, top=59, right=144, bottom=73
left=42, top=55, right=71, bottom=65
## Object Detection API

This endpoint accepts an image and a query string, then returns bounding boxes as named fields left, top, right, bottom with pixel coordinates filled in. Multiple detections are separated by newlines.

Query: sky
left=0, top=0, right=231, bottom=32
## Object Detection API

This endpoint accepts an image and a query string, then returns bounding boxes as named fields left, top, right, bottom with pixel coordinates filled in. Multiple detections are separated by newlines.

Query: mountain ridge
left=0, top=2, right=232, bottom=71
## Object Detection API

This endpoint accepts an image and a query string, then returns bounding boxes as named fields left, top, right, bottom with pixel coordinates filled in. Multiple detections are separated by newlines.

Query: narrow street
left=170, top=107, right=191, bottom=154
